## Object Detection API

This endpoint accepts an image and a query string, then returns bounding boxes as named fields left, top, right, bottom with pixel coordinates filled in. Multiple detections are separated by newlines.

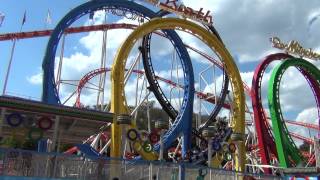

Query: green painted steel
left=268, top=58, right=320, bottom=167
left=0, top=96, right=113, bottom=122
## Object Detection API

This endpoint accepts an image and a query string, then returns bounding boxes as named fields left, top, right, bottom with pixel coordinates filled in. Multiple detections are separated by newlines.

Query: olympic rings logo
left=6, top=112, right=53, bottom=142
left=127, top=128, right=161, bottom=153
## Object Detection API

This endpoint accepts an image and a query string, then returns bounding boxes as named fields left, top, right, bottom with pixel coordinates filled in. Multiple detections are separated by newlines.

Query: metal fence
left=0, top=148, right=281, bottom=180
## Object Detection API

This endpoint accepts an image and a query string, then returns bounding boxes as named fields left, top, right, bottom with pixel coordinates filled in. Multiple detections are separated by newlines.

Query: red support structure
left=0, top=23, right=138, bottom=41
left=289, top=132, right=314, bottom=145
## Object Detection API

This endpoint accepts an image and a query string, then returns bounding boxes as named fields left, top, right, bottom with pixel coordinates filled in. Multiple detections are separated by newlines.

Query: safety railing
left=0, top=148, right=281, bottom=180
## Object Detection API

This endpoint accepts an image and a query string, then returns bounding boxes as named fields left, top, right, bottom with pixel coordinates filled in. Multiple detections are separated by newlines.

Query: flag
left=21, top=10, right=26, bottom=26
left=46, top=10, right=52, bottom=25
left=0, top=12, right=4, bottom=27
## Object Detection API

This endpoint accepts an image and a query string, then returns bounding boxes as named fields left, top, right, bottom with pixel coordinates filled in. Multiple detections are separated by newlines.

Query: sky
left=0, top=0, right=320, bottom=141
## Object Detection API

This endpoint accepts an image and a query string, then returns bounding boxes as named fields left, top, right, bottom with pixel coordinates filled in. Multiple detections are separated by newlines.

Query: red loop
left=38, top=116, right=53, bottom=130
left=149, top=132, right=159, bottom=144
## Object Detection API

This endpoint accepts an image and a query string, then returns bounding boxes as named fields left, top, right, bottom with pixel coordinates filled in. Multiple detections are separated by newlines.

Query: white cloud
left=181, top=0, right=320, bottom=64
left=27, top=70, right=42, bottom=85
left=289, top=107, right=319, bottom=145
left=157, top=68, right=184, bottom=80
left=296, top=107, right=318, bottom=125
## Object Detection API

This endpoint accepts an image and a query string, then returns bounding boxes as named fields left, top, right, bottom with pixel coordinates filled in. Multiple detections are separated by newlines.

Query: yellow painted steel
left=111, top=18, right=245, bottom=171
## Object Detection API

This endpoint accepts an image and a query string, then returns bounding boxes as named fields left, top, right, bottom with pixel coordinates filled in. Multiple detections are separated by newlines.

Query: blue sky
left=0, top=0, right=85, bottom=98
left=0, top=0, right=320, bottom=140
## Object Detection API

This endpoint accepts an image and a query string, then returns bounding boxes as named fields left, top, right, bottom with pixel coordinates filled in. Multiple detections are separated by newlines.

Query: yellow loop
left=111, top=18, right=245, bottom=171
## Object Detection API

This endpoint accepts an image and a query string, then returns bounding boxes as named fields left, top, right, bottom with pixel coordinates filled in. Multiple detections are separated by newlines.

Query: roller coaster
left=0, top=0, right=319, bottom=179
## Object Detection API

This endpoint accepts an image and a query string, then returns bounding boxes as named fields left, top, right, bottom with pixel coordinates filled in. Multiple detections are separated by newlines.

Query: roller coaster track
left=40, top=1, right=197, bottom=161
left=251, top=53, right=320, bottom=172
left=75, top=67, right=317, bottom=146
left=0, top=24, right=253, bottom=95
left=3, top=28, right=316, bottom=145
left=140, top=10, right=229, bottom=134
left=3, top=5, right=316, bottom=170
left=110, top=17, right=245, bottom=171
left=268, top=58, right=320, bottom=168
left=0, top=24, right=137, bottom=41
left=2, top=24, right=317, bottom=158
left=141, top=30, right=229, bottom=134
left=111, top=18, right=195, bottom=161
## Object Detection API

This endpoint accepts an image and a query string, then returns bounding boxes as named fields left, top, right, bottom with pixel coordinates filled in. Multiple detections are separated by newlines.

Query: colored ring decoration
left=224, top=152, right=232, bottom=161
left=228, top=143, right=236, bottom=153
left=222, top=142, right=229, bottom=152
left=38, top=116, right=53, bottom=130
left=149, top=132, right=159, bottom=144
left=142, top=141, right=153, bottom=153
left=28, top=128, right=44, bottom=142
left=212, top=141, right=221, bottom=151
left=127, top=129, right=139, bottom=141
left=6, top=113, right=24, bottom=127
left=216, top=152, right=224, bottom=161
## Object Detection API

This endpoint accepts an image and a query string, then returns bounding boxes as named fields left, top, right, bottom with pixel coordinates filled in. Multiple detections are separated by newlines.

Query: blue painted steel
left=75, top=144, right=100, bottom=157
left=37, top=139, right=47, bottom=153
left=41, top=0, right=194, bottom=156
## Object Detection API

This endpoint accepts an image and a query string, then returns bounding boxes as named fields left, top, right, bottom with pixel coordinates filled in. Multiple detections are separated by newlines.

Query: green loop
left=142, top=141, right=153, bottom=153
left=28, top=128, right=44, bottom=142
left=224, top=152, right=232, bottom=161
left=268, top=58, right=320, bottom=167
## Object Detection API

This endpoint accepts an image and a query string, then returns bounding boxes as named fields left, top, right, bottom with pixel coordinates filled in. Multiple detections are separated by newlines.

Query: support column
left=52, top=116, right=60, bottom=152
left=0, top=108, right=6, bottom=137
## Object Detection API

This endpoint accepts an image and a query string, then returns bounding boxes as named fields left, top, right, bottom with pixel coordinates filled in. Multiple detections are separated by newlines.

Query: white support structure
left=99, top=139, right=111, bottom=154
left=315, top=136, right=320, bottom=167
left=2, top=39, right=17, bottom=95
left=159, top=130, right=165, bottom=161
left=96, top=29, right=108, bottom=111
left=56, top=33, right=66, bottom=95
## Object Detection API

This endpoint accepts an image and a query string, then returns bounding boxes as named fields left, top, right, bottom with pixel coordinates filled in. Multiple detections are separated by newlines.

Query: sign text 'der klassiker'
left=271, top=37, right=320, bottom=61
left=145, top=0, right=213, bottom=25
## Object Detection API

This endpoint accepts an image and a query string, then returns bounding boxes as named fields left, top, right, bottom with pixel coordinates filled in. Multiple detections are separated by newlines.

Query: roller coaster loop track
left=111, top=17, right=245, bottom=172
left=268, top=58, right=320, bottom=168
left=251, top=53, right=320, bottom=173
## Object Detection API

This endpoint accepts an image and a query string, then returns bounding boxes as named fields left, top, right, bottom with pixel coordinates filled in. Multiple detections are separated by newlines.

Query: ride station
left=0, top=0, right=319, bottom=179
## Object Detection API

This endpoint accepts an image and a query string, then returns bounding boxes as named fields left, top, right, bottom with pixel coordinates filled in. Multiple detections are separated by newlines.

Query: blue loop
left=42, top=0, right=194, bottom=157
left=212, top=141, right=221, bottom=151
left=6, top=113, right=24, bottom=127
left=127, top=129, right=139, bottom=141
